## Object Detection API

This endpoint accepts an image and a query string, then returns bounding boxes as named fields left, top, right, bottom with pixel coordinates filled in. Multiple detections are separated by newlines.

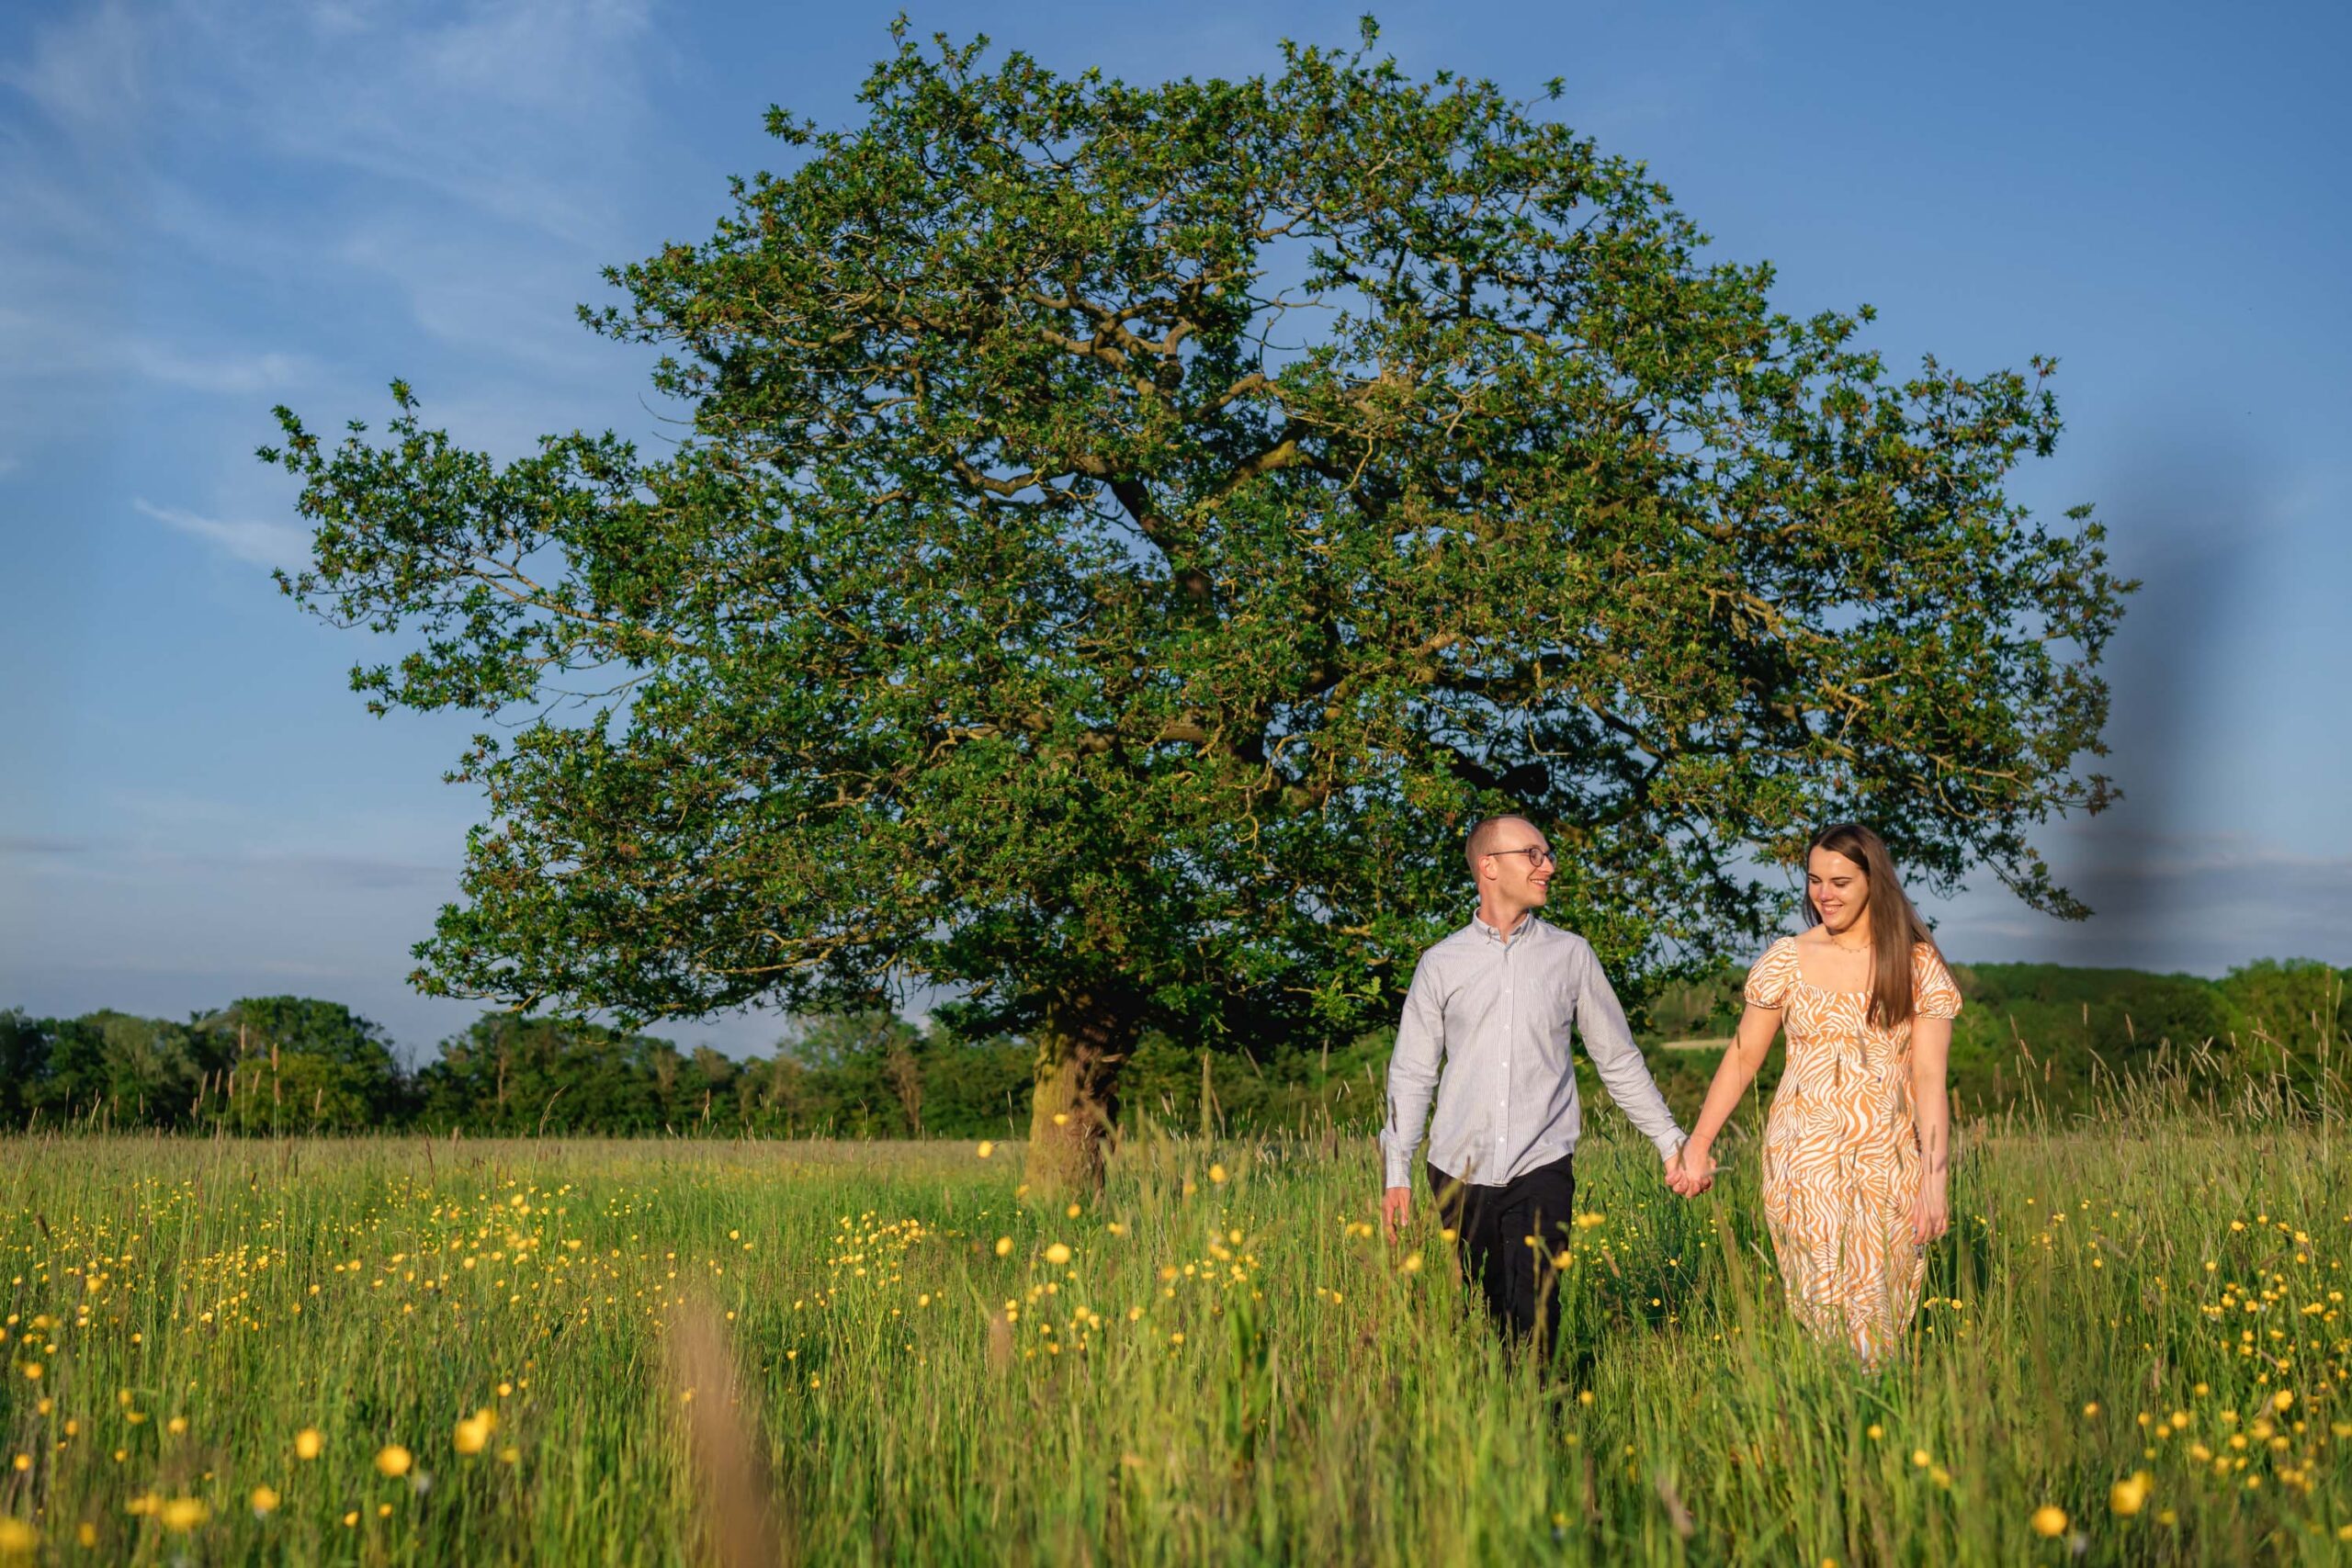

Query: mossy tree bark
left=1022, top=999, right=1129, bottom=1198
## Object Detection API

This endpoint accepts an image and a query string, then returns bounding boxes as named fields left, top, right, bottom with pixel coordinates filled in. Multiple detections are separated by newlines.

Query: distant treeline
left=4, top=959, right=2344, bottom=1138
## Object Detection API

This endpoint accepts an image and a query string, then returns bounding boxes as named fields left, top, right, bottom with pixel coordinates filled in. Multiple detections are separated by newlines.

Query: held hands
left=1665, top=1142, right=1715, bottom=1198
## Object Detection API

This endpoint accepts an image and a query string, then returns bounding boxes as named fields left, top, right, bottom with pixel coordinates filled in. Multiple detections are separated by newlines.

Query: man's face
left=1483, top=828, right=1555, bottom=906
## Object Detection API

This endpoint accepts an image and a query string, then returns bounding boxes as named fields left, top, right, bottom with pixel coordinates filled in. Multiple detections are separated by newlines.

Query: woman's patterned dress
left=1743, top=937, right=1962, bottom=1364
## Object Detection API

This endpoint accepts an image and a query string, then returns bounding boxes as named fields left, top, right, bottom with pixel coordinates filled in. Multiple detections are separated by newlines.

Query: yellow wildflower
left=374, top=1444, right=412, bottom=1478
left=294, top=1428, right=323, bottom=1461
left=159, top=1498, right=209, bottom=1532
left=1044, top=1243, right=1072, bottom=1266
left=250, top=1485, right=279, bottom=1516
left=2030, top=1506, right=2066, bottom=1538
left=2109, top=1472, right=2150, bottom=1517
left=994, top=1236, right=1013, bottom=1258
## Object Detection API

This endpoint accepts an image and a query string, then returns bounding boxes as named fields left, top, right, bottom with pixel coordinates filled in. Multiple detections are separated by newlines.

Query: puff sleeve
left=1913, top=944, right=1962, bottom=1021
left=1743, top=938, right=1794, bottom=1010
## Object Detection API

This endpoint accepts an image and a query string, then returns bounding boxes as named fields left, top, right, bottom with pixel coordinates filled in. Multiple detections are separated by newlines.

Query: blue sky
left=4, top=0, right=2348, bottom=1063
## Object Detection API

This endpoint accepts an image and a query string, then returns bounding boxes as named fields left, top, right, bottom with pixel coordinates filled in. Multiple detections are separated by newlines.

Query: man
left=1380, top=815, right=1693, bottom=1354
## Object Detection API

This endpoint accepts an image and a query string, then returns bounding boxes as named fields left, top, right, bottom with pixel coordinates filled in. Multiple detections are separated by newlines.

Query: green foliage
left=258, top=24, right=2127, bottom=1083
left=6, top=953, right=2346, bottom=1138
left=37, top=1011, right=213, bottom=1125
left=0, top=1010, right=51, bottom=1123
left=416, top=1014, right=735, bottom=1135
left=192, top=997, right=413, bottom=1133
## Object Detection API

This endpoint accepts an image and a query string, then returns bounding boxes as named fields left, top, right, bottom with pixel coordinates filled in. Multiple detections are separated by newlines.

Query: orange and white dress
left=1743, top=936, right=1962, bottom=1364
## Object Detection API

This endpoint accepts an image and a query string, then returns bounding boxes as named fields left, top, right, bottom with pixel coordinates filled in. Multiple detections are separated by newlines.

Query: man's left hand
left=1665, top=1144, right=1714, bottom=1197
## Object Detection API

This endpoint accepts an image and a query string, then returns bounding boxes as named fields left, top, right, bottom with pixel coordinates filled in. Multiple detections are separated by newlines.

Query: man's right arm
left=1380, top=954, right=1445, bottom=1210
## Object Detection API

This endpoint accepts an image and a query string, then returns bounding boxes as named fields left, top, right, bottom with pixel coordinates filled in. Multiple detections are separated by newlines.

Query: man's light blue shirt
left=1380, top=912, right=1686, bottom=1188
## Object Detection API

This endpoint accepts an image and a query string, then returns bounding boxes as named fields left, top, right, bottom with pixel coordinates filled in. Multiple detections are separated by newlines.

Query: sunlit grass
left=1, top=1112, right=2347, bottom=1563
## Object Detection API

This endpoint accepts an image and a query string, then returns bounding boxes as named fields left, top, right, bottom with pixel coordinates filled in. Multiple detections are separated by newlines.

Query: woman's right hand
left=1668, top=1142, right=1716, bottom=1196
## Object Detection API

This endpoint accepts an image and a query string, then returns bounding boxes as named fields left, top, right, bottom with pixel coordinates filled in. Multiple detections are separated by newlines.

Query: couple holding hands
left=1379, top=818, right=1961, bottom=1367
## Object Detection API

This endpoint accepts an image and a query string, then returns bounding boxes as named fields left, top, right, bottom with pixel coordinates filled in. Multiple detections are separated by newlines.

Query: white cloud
left=134, top=498, right=311, bottom=570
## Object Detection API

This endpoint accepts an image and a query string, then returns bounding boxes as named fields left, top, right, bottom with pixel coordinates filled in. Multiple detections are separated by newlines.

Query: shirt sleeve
left=1379, top=953, right=1446, bottom=1188
left=1914, top=944, right=1962, bottom=1021
left=1573, top=942, right=1686, bottom=1160
left=1743, top=939, right=1792, bottom=1009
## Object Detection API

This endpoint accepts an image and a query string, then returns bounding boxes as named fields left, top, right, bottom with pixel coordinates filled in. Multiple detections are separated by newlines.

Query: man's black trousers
left=1426, top=1150, right=1576, bottom=1353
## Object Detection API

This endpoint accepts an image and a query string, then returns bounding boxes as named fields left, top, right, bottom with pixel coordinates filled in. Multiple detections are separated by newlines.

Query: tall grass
left=1, top=1086, right=2346, bottom=1562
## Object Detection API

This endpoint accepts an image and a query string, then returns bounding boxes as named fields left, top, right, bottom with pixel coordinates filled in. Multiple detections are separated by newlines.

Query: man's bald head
left=1464, top=815, right=1539, bottom=875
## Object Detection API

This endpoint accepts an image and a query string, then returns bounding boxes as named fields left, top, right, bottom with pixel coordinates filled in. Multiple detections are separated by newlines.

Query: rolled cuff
left=1649, top=1127, right=1688, bottom=1162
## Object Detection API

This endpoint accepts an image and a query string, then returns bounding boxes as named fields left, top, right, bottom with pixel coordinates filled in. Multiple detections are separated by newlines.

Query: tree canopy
left=263, top=22, right=2128, bottom=1188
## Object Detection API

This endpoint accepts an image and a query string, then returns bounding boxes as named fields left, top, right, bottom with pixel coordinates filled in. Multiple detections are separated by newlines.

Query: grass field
left=2, top=1104, right=2349, bottom=1564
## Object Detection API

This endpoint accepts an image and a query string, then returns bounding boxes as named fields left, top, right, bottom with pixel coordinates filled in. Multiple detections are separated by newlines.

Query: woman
left=1669, top=823, right=1962, bottom=1364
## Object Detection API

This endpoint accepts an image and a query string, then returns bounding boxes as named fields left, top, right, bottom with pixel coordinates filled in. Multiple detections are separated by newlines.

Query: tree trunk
left=1022, top=998, right=1127, bottom=1198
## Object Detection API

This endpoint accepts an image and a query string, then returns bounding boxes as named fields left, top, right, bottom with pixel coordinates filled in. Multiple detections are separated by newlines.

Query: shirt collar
left=1472, top=910, right=1535, bottom=945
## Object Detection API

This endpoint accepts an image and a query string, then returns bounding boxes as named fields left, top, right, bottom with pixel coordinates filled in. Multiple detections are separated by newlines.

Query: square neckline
left=1784, top=935, right=1871, bottom=997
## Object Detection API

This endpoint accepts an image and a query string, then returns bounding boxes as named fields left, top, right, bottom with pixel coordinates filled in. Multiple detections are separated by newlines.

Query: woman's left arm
left=1908, top=1014, right=1952, bottom=1245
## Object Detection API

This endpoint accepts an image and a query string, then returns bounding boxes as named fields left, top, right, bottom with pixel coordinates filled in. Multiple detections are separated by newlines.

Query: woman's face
left=1807, top=846, right=1871, bottom=933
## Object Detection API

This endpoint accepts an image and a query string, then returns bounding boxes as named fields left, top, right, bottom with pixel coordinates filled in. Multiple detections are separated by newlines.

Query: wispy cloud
left=6, top=832, right=457, bottom=894
left=0, top=835, right=92, bottom=858
left=123, top=344, right=311, bottom=395
left=0, top=0, right=146, bottom=141
left=1, top=0, right=673, bottom=453
left=0, top=310, right=311, bottom=398
left=134, top=498, right=311, bottom=570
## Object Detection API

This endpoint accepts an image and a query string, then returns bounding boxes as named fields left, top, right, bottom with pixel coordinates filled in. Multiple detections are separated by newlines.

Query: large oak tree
left=266, top=23, right=2128, bottom=1190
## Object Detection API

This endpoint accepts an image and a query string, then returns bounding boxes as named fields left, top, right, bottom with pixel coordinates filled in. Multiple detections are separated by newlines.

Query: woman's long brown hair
left=1805, top=822, right=1941, bottom=1030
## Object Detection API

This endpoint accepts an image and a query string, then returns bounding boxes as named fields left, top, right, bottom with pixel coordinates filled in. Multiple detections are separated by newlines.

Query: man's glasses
left=1487, top=844, right=1555, bottom=867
